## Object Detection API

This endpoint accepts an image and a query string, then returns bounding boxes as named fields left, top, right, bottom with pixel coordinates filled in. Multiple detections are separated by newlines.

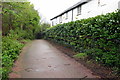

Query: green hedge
left=44, top=10, right=120, bottom=73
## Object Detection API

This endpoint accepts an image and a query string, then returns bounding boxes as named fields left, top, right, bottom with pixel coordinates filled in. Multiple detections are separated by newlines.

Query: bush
left=7, top=28, right=36, bottom=40
left=2, top=36, right=24, bottom=79
left=44, top=10, right=120, bottom=74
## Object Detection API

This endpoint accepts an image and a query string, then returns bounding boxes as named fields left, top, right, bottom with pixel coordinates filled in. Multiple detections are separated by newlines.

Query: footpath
left=9, top=40, right=99, bottom=78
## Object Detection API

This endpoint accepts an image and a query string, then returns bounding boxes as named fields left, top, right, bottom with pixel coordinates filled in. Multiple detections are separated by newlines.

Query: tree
left=2, top=2, right=40, bottom=37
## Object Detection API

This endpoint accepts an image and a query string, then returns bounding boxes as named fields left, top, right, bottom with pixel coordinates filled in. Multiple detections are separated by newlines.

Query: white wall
left=76, top=0, right=120, bottom=20
left=51, top=0, right=120, bottom=26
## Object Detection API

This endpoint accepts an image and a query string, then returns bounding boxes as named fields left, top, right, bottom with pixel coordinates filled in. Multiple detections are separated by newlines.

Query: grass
left=73, top=53, right=87, bottom=59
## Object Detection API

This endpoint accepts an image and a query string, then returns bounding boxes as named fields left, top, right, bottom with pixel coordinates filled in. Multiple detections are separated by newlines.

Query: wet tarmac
left=9, top=40, right=99, bottom=78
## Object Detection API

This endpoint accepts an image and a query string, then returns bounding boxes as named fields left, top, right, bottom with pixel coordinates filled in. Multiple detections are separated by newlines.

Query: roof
left=50, top=0, right=91, bottom=20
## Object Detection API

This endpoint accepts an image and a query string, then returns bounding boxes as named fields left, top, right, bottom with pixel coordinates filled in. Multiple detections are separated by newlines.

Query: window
left=52, top=21, right=54, bottom=26
left=59, top=16, right=62, bottom=23
left=66, top=12, right=68, bottom=19
left=77, top=6, right=81, bottom=15
left=98, top=0, right=100, bottom=6
left=56, top=18, right=57, bottom=24
left=98, top=0, right=107, bottom=7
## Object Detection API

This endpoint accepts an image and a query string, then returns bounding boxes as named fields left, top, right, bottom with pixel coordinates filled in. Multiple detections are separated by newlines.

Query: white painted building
left=51, top=0, right=120, bottom=26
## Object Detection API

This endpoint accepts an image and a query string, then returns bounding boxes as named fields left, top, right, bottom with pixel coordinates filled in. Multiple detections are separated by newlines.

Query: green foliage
left=73, top=53, right=87, bottom=59
left=40, top=23, right=51, bottom=31
left=2, top=2, right=40, bottom=39
left=36, top=23, right=50, bottom=39
left=2, top=36, right=24, bottom=79
left=8, top=28, right=35, bottom=40
left=44, top=10, right=120, bottom=74
left=0, top=31, right=2, bottom=79
left=2, top=28, right=31, bottom=79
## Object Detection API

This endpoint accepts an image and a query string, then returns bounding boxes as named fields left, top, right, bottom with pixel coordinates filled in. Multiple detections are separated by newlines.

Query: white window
left=119, top=1, right=120, bottom=9
left=52, top=21, right=54, bottom=26
left=77, top=6, right=81, bottom=15
left=98, top=0, right=107, bottom=7
left=56, top=18, right=57, bottom=24
left=98, top=0, right=100, bottom=6
left=66, top=12, right=68, bottom=19
left=59, top=16, right=62, bottom=23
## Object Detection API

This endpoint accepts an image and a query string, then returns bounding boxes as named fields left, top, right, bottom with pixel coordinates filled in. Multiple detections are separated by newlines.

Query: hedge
left=44, top=10, right=120, bottom=73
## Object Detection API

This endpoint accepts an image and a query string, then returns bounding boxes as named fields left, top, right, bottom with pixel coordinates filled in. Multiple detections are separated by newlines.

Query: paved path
left=9, top=40, right=99, bottom=78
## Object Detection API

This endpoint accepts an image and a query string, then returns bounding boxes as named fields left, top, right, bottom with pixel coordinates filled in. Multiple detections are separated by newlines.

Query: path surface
left=9, top=40, right=99, bottom=78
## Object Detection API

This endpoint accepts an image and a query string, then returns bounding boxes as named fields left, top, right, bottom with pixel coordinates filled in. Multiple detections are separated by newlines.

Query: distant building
left=51, top=0, right=120, bottom=26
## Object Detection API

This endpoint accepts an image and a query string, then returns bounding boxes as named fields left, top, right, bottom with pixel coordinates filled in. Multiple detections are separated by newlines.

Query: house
left=51, top=0, right=120, bottom=26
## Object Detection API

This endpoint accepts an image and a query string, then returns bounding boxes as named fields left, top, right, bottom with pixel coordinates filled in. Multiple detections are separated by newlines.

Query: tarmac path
left=9, top=40, right=99, bottom=78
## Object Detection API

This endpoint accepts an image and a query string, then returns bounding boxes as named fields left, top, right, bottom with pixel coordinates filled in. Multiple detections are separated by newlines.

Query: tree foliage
left=2, top=2, right=40, bottom=38
left=36, top=23, right=50, bottom=39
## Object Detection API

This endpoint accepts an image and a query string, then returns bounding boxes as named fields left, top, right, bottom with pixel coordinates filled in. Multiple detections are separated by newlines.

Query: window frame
left=59, top=16, right=62, bottom=23
left=77, top=6, right=81, bottom=16
left=66, top=12, right=68, bottom=19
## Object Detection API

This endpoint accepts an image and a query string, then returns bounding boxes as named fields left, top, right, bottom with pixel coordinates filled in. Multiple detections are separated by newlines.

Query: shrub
left=2, top=36, right=24, bottom=79
left=7, top=28, right=36, bottom=40
left=44, top=10, right=120, bottom=74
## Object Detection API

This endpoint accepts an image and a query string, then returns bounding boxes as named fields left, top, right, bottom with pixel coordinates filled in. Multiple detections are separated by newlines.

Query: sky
left=29, top=0, right=81, bottom=23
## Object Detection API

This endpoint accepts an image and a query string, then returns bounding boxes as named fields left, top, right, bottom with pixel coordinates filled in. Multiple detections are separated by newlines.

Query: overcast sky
left=29, top=0, right=81, bottom=23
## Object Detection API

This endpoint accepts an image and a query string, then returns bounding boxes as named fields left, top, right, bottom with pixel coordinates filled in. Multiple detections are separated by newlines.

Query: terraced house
left=51, top=0, right=120, bottom=26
